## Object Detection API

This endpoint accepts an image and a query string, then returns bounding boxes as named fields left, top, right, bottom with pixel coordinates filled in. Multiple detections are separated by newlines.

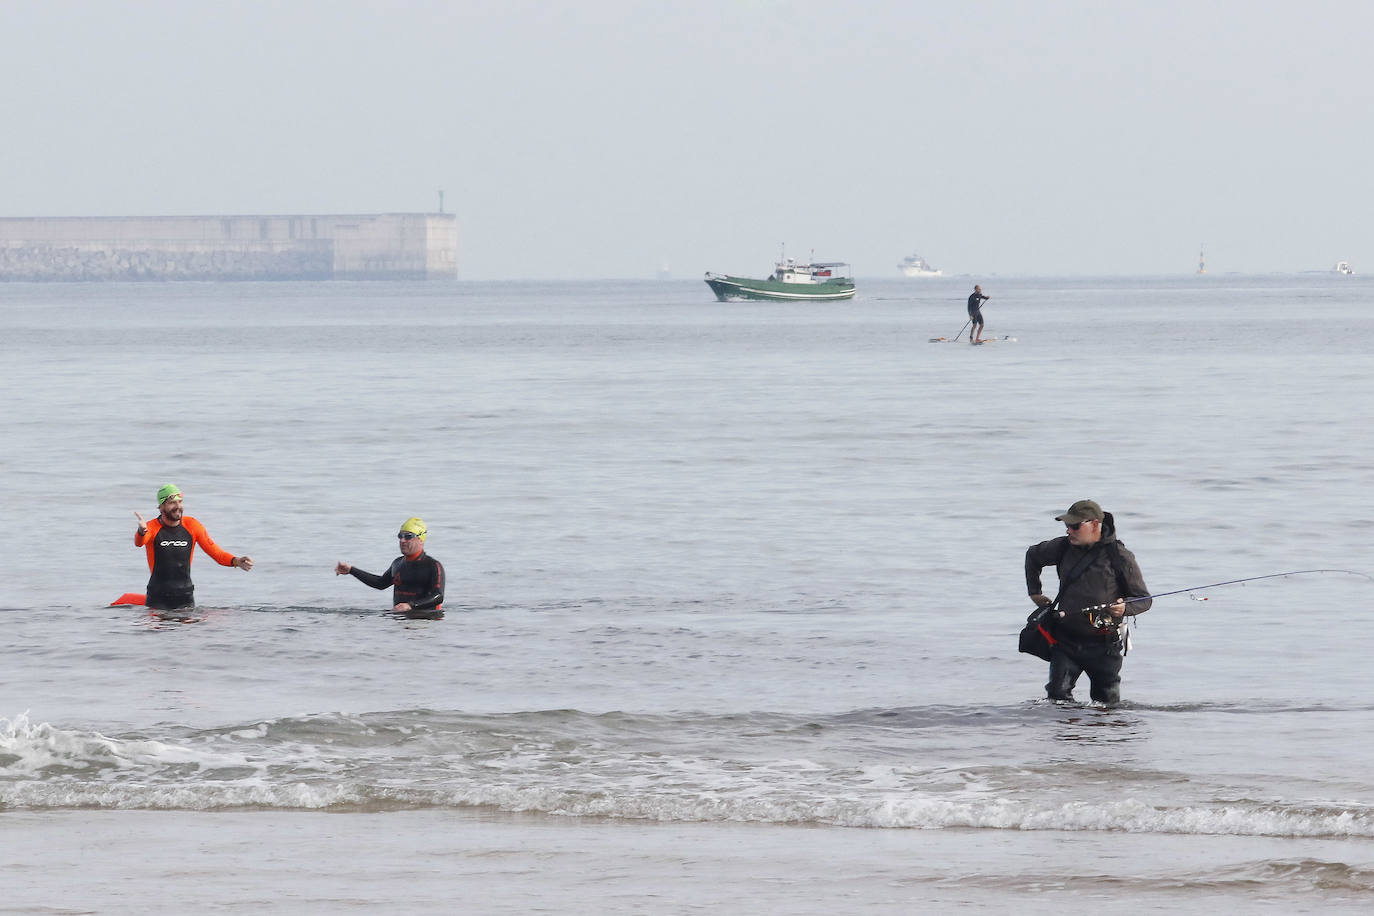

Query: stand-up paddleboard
left=927, top=335, right=1017, bottom=344
left=971, top=336, right=1017, bottom=345
left=111, top=593, right=147, bottom=606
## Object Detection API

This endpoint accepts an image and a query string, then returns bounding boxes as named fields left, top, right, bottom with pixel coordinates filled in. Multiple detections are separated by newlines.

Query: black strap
left=1027, top=546, right=1098, bottom=630
left=1029, top=539, right=1126, bottom=629
left=1047, top=544, right=1100, bottom=611
left=1103, top=541, right=1128, bottom=595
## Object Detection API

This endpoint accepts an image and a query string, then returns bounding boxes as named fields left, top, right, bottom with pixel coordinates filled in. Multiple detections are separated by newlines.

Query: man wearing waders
left=1025, top=499, right=1151, bottom=704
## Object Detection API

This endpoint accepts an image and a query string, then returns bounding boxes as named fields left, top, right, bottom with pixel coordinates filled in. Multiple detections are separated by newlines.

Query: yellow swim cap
left=399, top=517, right=428, bottom=541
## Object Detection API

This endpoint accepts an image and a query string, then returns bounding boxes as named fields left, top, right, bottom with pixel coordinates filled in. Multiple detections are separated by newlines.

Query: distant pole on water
left=438, top=189, right=445, bottom=214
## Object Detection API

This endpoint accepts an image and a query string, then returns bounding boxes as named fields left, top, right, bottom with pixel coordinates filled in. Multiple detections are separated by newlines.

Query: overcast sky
left=4, top=0, right=1371, bottom=279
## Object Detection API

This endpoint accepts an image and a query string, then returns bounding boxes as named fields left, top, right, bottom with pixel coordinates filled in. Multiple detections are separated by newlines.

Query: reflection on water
left=1049, top=702, right=1149, bottom=744
left=141, top=610, right=207, bottom=628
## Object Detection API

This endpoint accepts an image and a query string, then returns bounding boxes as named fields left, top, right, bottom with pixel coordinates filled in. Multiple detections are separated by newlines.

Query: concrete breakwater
left=0, top=213, right=458, bottom=281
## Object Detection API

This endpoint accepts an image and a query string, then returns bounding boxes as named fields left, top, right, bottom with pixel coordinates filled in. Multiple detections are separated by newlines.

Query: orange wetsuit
left=134, top=516, right=238, bottom=609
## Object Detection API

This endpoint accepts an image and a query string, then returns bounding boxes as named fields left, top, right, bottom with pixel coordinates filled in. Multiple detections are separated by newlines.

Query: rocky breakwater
left=0, top=240, right=335, bottom=281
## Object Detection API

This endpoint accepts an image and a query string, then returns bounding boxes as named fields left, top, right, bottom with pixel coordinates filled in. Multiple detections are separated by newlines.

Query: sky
left=3, top=0, right=1372, bottom=279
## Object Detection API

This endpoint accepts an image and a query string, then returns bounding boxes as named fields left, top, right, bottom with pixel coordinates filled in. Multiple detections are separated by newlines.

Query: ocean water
left=3, top=274, right=1374, bottom=913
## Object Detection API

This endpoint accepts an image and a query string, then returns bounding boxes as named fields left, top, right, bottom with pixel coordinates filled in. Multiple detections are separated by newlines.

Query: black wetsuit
left=967, top=289, right=989, bottom=323
left=349, top=553, right=446, bottom=614
left=147, top=529, right=196, bottom=609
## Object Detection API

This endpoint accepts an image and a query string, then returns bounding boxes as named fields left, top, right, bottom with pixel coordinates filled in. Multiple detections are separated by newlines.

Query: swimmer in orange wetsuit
left=134, top=484, right=253, bottom=610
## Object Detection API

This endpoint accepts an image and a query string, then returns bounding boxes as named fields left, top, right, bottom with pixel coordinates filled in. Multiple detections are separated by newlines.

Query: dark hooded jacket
left=1024, top=512, right=1150, bottom=644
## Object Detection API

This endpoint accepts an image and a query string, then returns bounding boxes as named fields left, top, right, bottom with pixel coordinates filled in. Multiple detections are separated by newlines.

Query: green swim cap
left=156, top=484, right=182, bottom=505
left=399, top=517, right=428, bottom=541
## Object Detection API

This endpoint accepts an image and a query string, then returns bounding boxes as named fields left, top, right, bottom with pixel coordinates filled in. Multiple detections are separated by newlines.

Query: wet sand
left=7, top=809, right=1374, bottom=914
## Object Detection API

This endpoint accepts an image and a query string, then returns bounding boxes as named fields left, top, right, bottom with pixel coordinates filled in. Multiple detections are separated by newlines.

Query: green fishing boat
left=704, top=254, right=855, bottom=302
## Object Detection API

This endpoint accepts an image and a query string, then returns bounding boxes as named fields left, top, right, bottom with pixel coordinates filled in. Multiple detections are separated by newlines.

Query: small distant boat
left=704, top=253, right=855, bottom=302
left=897, top=252, right=942, bottom=277
left=1333, top=261, right=1354, bottom=275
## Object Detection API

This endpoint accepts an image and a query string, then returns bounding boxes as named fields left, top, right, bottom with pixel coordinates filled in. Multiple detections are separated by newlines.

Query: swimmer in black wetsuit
left=335, top=516, right=445, bottom=616
left=967, top=284, right=990, bottom=342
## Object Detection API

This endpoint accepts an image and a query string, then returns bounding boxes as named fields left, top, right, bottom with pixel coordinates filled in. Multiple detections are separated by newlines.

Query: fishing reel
left=1085, top=604, right=1123, bottom=630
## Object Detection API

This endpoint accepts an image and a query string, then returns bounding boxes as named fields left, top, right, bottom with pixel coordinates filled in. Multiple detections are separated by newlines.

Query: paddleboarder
left=134, top=484, right=254, bottom=610
left=967, top=284, right=990, bottom=342
left=335, top=517, right=446, bottom=616
left=1024, top=499, right=1151, bottom=704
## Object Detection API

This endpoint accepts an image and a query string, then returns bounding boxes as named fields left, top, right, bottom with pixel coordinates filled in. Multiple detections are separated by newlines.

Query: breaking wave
left=5, top=709, right=1374, bottom=837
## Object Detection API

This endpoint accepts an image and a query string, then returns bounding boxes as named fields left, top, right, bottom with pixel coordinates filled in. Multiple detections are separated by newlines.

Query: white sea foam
left=1, top=712, right=192, bottom=774
left=8, top=710, right=1374, bottom=838
left=0, top=713, right=265, bottom=782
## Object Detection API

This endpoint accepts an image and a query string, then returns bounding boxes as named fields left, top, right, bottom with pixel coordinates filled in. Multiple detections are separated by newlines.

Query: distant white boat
left=897, top=252, right=942, bottom=277
left=1332, top=260, right=1354, bottom=275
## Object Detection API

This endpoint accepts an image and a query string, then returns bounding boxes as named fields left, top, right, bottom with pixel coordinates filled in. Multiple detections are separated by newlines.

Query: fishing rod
left=1077, top=568, right=1373, bottom=618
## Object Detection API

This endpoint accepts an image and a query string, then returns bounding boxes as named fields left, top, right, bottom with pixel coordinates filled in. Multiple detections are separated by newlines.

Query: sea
left=2, top=274, right=1374, bottom=913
